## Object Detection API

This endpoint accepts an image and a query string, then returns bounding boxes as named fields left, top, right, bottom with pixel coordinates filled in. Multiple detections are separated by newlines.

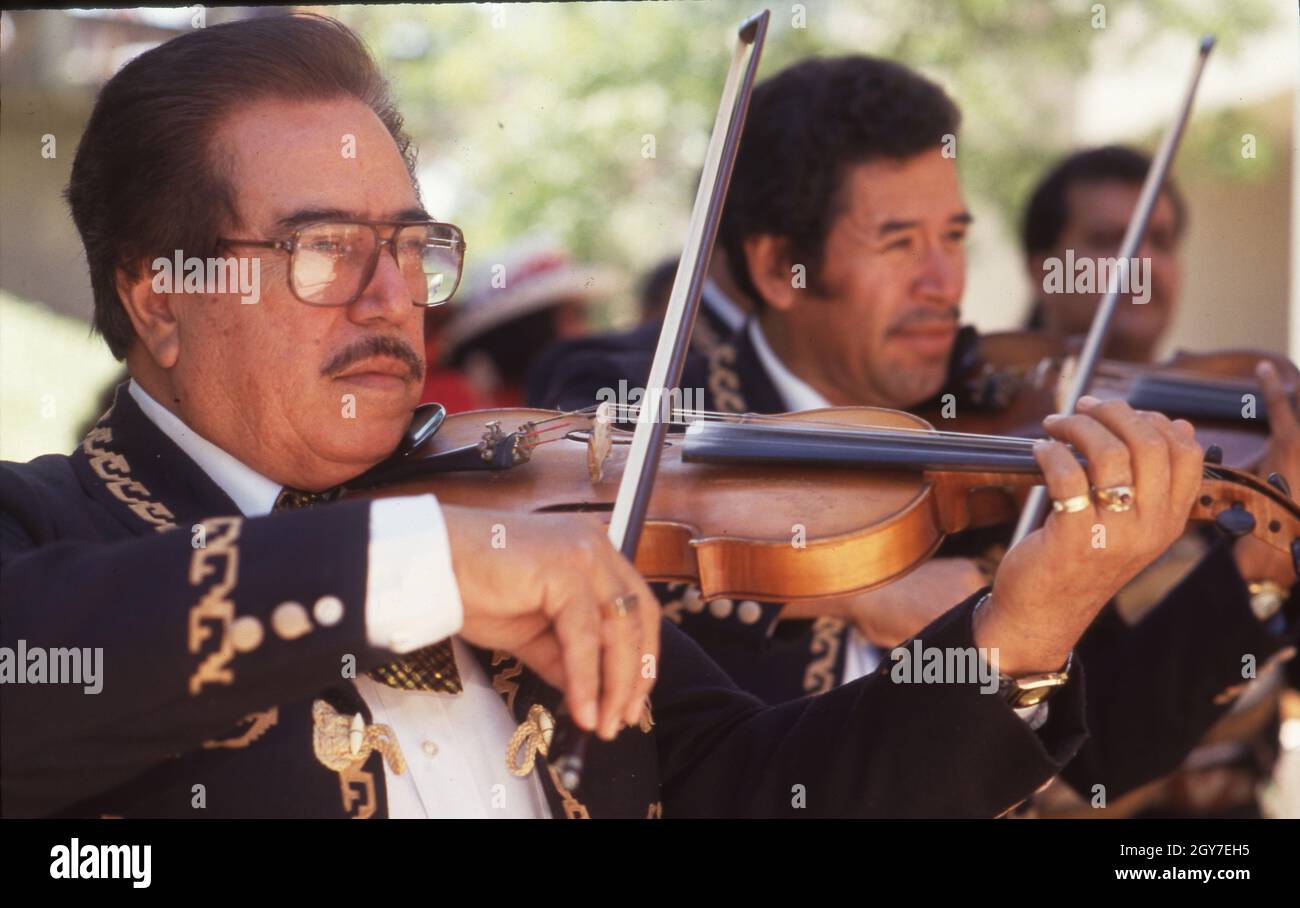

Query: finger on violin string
left=1033, top=439, right=1095, bottom=519
left=1140, top=412, right=1204, bottom=509
left=1041, top=411, right=1135, bottom=501
left=1072, top=399, right=1170, bottom=503
left=1169, top=417, right=1197, bottom=442
left=1257, top=360, right=1300, bottom=440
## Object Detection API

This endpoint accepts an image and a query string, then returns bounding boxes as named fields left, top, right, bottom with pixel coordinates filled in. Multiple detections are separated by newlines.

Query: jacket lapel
left=72, top=383, right=242, bottom=536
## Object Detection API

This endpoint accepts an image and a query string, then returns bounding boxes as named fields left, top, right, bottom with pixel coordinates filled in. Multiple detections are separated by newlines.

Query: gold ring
left=1051, top=494, right=1091, bottom=514
left=1093, top=485, right=1135, bottom=513
left=608, top=594, right=638, bottom=618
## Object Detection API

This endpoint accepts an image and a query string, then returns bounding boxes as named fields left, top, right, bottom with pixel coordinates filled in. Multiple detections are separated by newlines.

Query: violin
left=347, top=401, right=1300, bottom=602
left=932, top=330, right=1300, bottom=471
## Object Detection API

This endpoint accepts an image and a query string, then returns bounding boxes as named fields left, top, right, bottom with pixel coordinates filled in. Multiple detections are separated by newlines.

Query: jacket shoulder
left=0, top=453, right=87, bottom=548
left=528, top=324, right=712, bottom=411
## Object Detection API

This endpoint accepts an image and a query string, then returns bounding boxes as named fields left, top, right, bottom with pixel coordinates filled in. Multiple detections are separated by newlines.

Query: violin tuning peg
left=1214, top=502, right=1256, bottom=539
left=1268, top=472, right=1292, bottom=498
left=1204, top=444, right=1223, bottom=465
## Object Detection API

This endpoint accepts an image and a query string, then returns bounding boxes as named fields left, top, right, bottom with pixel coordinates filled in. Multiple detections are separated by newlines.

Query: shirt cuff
left=1015, top=702, right=1049, bottom=730
left=365, top=494, right=463, bottom=653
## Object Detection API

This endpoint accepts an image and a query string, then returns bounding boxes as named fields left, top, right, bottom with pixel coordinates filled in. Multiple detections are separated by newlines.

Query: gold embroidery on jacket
left=202, top=707, right=279, bottom=749
left=311, top=700, right=405, bottom=819
left=187, top=517, right=244, bottom=694
left=81, top=427, right=177, bottom=532
left=311, top=700, right=405, bottom=773
left=491, top=650, right=523, bottom=713
left=545, top=763, right=592, bottom=819
left=506, top=703, right=556, bottom=777
left=339, top=765, right=378, bottom=819
left=804, top=617, right=845, bottom=694
left=505, top=704, right=592, bottom=819
left=706, top=342, right=748, bottom=415
left=691, top=315, right=724, bottom=360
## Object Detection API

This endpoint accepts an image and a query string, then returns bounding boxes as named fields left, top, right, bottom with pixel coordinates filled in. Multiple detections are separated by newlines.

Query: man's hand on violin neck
left=440, top=507, right=660, bottom=741
left=980, top=397, right=1203, bottom=676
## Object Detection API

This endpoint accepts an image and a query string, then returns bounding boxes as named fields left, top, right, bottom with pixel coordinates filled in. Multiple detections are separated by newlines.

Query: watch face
left=1010, top=686, right=1055, bottom=709
left=1004, top=673, right=1069, bottom=708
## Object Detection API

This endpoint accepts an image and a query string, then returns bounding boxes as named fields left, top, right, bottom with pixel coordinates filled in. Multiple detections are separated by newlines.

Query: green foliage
left=341, top=0, right=1286, bottom=322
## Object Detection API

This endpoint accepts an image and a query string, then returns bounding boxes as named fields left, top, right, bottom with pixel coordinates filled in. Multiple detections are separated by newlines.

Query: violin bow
left=550, top=9, right=771, bottom=792
left=1009, top=35, right=1216, bottom=545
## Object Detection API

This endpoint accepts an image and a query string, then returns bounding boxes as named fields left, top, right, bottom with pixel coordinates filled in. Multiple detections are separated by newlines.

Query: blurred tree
left=338, top=0, right=1285, bottom=324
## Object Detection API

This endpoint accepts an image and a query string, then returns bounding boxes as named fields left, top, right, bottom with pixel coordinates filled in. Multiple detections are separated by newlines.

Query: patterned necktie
left=273, top=485, right=462, bottom=694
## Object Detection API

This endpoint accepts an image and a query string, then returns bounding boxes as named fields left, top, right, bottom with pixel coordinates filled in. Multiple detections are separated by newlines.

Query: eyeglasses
left=219, top=220, right=466, bottom=307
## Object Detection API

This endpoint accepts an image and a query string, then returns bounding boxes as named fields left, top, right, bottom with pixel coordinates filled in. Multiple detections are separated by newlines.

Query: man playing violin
left=1022, top=145, right=1184, bottom=365
left=0, top=14, right=1232, bottom=820
left=534, top=54, right=1300, bottom=807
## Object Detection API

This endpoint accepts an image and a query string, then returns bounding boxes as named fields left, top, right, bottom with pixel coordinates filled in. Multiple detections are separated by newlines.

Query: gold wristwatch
left=998, top=652, right=1072, bottom=709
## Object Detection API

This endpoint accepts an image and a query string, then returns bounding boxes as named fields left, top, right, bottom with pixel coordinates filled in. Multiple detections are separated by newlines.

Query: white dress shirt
left=128, top=381, right=548, bottom=817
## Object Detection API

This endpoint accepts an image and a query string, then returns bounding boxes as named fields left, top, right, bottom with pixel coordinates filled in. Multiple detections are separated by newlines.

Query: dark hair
left=1021, top=145, right=1186, bottom=257
left=638, top=257, right=678, bottom=321
left=719, top=55, right=961, bottom=308
left=66, top=13, right=418, bottom=360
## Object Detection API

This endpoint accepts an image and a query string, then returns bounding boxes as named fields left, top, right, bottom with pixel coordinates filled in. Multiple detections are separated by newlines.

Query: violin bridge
left=587, top=401, right=614, bottom=483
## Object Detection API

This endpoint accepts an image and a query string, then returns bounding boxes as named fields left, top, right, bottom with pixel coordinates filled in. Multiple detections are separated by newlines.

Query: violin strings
left=587, top=402, right=1046, bottom=450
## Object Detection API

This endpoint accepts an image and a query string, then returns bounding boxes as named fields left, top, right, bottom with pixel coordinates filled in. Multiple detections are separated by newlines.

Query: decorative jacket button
left=422, top=739, right=439, bottom=757
left=313, top=595, right=345, bottom=626
left=708, top=598, right=734, bottom=619
left=682, top=587, right=706, bottom=613
left=737, top=600, right=762, bottom=625
left=230, top=616, right=264, bottom=652
left=271, top=602, right=311, bottom=640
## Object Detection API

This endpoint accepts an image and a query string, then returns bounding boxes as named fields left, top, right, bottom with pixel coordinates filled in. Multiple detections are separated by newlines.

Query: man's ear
left=741, top=234, right=800, bottom=313
left=116, top=260, right=181, bottom=369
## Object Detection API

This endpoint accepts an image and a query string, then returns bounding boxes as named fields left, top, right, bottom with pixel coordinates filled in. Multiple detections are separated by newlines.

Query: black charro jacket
left=529, top=320, right=1299, bottom=799
left=1, top=384, right=1096, bottom=818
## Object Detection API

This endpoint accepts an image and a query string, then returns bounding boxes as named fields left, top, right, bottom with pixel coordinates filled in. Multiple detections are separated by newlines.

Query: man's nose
left=349, top=242, right=413, bottom=324
left=914, top=242, right=962, bottom=304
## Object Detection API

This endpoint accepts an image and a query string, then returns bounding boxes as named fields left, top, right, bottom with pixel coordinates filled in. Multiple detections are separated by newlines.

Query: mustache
left=887, top=307, right=960, bottom=335
left=322, top=335, right=426, bottom=383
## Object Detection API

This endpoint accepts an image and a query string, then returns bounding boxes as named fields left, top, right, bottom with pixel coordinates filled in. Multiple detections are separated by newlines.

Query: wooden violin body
left=352, top=404, right=1300, bottom=603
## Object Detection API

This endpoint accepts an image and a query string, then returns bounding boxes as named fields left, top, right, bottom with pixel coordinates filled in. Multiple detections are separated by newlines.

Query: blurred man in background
left=1021, top=145, right=1185, bottom=364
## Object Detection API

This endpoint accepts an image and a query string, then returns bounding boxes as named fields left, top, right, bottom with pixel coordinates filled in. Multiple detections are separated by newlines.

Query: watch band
left=997, top=656, right=1071, bottom=709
